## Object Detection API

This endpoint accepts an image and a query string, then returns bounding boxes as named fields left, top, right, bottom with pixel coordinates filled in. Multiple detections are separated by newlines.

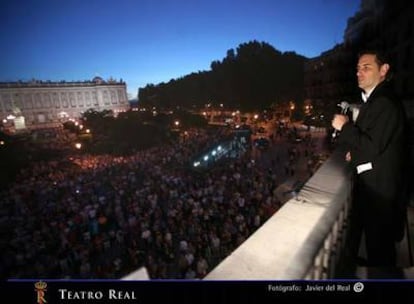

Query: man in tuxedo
left=332, top=50, right=408, bottom=267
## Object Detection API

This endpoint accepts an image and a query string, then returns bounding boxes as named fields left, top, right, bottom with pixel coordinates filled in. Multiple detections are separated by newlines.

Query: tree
left=137, top=40, right=306, bottom=111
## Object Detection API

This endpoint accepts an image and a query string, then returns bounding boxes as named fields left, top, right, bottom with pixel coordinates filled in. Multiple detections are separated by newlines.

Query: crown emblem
left=34, top=281, right=47, bottom=290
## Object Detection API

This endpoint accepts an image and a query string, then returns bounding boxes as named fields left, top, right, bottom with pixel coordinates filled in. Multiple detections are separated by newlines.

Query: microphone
left=332, top=101, right=350, bottom=139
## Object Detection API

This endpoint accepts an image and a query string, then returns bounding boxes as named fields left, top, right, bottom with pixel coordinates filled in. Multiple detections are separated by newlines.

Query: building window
left=111, top=90, right=117, bottom=104
left=35, top=93, right=42, bottom=109
left=103, top=91, right=109, bottom=105
left=54, top=93, right=60, bottom=108
left=25, top=94, right=33, bottom=109
left=85, top=91, right=91, bottom=106
left=12, top=93, right=22, bottom=110
left=69, top=92, right=76, bottom=107
left=43, top=93, right=52, bottom=108
left=77, top=92, right=84, bottom=107
left=61, top=92, right=68, bottom=108
left=92, top=92, right=98, bottom=106
left=118, top=90, right=125, bottom=103
left=4, top=101, right=12, bottom=111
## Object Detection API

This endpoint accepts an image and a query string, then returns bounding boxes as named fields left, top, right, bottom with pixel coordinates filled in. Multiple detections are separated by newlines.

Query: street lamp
left=289, top=101, right=295, bottom=121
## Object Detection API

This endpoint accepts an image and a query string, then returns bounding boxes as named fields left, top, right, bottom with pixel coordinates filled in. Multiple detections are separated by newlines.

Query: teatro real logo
left=34, top=281, right=47, bottom=304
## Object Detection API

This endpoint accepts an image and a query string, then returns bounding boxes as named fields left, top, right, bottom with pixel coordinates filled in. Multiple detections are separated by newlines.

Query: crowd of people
left=1, top=121, right=327, bottom=279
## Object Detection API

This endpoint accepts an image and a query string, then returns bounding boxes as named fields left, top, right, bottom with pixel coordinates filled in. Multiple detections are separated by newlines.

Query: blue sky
left=0, top=0, right=360, bottom=98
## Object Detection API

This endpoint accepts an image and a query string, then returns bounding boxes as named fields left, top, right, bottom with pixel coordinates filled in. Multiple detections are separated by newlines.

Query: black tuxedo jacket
left=339, top=81, right=407, bottom=200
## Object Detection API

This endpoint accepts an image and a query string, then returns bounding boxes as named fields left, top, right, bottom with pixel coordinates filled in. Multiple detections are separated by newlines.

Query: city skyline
left=0, top=0, right=360, bottom=98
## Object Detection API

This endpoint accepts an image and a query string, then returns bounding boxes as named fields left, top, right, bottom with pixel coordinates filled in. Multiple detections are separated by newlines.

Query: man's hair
left=358, top=49, right=390, bottom=67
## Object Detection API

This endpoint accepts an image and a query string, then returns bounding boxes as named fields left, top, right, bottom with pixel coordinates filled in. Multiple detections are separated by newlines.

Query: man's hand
left=332, top=114, right=349, bottom=131
left=345, top=151, right=351, bottom=162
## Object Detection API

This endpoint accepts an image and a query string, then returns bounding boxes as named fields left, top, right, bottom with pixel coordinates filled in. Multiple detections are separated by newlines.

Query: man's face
left=356, top=54, right=388, bottom=93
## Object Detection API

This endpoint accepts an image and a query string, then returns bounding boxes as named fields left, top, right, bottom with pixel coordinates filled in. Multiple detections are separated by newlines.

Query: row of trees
left=72, top=109, right=208, bottom=155
left=138, top=41, right=307, bottom=111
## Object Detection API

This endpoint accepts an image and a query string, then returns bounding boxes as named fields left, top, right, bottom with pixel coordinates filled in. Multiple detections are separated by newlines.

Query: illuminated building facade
left=0, top=77, right=129, bottom=129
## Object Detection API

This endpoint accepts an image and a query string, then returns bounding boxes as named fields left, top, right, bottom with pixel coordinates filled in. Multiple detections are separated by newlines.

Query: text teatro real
left=58, top=289, right=137, bottom=300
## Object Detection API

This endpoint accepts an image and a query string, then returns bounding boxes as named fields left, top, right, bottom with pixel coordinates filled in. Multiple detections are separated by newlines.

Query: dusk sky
left=0, top=0, right=360, bottom=98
